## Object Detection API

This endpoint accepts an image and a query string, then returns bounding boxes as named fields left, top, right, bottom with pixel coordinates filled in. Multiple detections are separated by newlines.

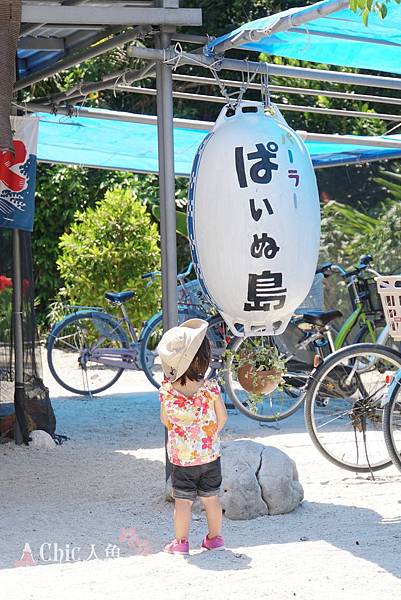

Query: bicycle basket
left=356, top=277, right=384, bottom=316
left=295, top=273, right=325, bottom=314
left=177, top=279, right=215, bottom=314
left=376, top=275, right=401, bottom=341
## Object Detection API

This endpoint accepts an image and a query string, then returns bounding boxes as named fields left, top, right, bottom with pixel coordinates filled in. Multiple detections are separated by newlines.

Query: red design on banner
left=0, top=140, right=27, bottom=192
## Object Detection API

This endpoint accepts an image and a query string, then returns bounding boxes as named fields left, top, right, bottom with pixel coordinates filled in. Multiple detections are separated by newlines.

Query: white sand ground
left=1, top=351, right=401, bottom=600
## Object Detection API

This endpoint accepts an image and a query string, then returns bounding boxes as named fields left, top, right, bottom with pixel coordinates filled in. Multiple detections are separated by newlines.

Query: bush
left=56, top=189, right=161, bottom=328
left=33, top=164, right=139, bottom=321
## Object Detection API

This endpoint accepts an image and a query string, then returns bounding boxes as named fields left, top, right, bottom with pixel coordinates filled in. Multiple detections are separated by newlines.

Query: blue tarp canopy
left=36, top=109, right=401, bottom=174
left=206, top=1, right=401, bottom=74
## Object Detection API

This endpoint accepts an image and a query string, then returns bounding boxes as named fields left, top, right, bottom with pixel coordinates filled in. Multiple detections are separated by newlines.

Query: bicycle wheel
left=47, top=311, right=129, bottom=395
left=383, top=374, right=401, bottom=473
left=304, top=343, right=401, bottom=472
left=223, top=336, right=307, bottom=422
left=140, top=311, right=231, bottom=389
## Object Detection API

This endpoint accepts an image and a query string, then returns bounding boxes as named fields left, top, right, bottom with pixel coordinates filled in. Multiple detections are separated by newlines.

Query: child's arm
left=214, top=394, right=228, bottom=433
left=160, top=402, right=169, bottom=427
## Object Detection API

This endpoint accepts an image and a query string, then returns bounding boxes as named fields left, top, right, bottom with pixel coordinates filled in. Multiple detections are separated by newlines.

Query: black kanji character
left=249, top=198, right=274, bottom=221
left=243, top=270, right=287, bottom=312
left=250, top=234, right=280, bottom=259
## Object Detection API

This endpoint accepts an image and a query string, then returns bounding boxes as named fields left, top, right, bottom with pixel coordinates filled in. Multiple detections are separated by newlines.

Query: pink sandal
left=201, top=534, right=225, bottom=551
left=163, top=538, right=189, bottom=555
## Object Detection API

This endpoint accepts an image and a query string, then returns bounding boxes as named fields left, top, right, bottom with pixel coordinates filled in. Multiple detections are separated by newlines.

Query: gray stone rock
left=258, top=446, right=304, bottom=515
left=220, top=440, right=303, bottom=520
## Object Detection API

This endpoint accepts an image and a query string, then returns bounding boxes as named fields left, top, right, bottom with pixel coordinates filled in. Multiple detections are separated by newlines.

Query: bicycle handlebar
left=141, top=270, right=161, bottom=280
left=316, top=255, right=376, bottom=280
left=141, top=262, right=194, bottom=283
left=177, top=262, right=194, bottom=280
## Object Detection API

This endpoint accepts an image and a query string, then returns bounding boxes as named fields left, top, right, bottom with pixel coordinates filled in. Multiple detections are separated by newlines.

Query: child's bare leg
left=174, top=498, right=193, bottom=540
left=200, top=495, right=222, bottom=538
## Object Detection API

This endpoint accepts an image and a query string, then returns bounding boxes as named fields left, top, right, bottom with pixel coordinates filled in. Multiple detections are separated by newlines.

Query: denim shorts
left=171, top=457, right=222, bottom=501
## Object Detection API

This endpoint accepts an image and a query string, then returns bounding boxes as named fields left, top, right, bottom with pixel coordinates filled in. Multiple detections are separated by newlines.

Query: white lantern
left=187, top=101, right=321, bottom=337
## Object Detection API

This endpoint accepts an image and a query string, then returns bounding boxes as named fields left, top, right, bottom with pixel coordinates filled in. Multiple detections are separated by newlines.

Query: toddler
left=157, top=318, right=228, bottom=555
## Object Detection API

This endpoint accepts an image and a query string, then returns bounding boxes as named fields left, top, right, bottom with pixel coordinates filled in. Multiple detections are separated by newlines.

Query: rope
left=261, top=62, right=271, bottom=109
left=161, top=44, right=270, bottom=109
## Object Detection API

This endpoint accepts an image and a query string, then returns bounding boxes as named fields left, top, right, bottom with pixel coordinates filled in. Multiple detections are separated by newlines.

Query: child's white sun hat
left=157, top=318, right=208, bottom=382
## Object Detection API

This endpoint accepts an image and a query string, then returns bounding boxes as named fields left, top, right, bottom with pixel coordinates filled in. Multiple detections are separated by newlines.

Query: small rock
left=30, top=430, right=56, bottom=449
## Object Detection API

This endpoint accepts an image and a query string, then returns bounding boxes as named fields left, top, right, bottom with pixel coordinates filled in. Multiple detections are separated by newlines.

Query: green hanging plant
left=222, top=343, right=287, bottom=412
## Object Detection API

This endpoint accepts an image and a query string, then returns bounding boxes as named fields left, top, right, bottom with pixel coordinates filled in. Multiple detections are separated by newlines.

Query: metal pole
left=127, top=46, right=401, bottom=92
left=211, top=0, right=349, bottom=54
left=35, top=61, right=156, bottom=106
left=21, top=101, right=401, bottom=149
left=156, top=27, right=177, bottom=483
left=12, top=229, right=25, bottom=445
left=20, top=102, right=214, bottom=131
left=297, top=131, right=401, bottom=148
left=15, top=26, right=152, bottom=91
left=19, top=0, right=91, bottom=37
left=158, top=32, right=178, bottom=331
left=167, top=73, right=401, bottom=107
left=155, top=39, right=168, bottom=325
left=9, top=100, right=22, bottom=444
left=113, top=85, right=401, bottom=122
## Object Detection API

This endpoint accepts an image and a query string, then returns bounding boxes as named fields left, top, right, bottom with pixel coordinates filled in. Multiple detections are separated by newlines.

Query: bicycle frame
left=70, top=309, right=142, bottom=371
left=333, top=264, right=386, bottom=350
left=334, top=304, right=390, bottom=351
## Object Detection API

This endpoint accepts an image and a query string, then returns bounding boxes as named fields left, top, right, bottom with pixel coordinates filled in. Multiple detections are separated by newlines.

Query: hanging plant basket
left=237, top=363, right=282, bottom=395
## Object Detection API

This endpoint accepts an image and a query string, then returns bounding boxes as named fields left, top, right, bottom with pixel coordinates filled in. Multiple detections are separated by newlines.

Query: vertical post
left=10, top=96, right=26, bottom=444
left=156, top=24, right=178, bottom=483
left=157, top=30, right=178, bottom=331
left=13, top=229, right=25, bottom=444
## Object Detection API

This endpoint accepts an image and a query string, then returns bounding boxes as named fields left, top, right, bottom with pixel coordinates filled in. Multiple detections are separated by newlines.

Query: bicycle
left=376, top=274, right=401, bottom=473
left=47, top=263, right=228, bottom=395
left=222, top=255, right=394, bottom=423
left=304, top=342, right=401, bottom=473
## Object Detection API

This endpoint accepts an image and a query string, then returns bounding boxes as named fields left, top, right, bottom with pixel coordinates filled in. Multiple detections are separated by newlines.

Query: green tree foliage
left=319, top=190, right=401, bottom=313
left=320, top=194, right=401, bottom=276
left=33, top=166, right=163, bottom=317
left=57, top=189, right=161, bottom=328
left=350, top=0, right=401, bottom=25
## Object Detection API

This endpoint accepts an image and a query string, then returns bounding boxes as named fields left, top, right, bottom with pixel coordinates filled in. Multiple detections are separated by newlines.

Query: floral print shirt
left=159, top=379, right=221, bottom=467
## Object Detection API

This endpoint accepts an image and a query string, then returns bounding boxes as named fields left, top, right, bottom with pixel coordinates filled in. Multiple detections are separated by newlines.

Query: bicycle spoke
left=306, top=344, right=401, bottom=472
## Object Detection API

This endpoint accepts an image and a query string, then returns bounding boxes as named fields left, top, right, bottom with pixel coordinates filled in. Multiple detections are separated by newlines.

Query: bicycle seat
left=105, top=291, right=134, bottom=304
left=301, top=309, right=342, bottom=327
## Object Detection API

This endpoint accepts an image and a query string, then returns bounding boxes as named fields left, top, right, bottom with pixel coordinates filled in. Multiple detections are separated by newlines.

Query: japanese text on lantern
left=235, top=141, right=287, bottom=312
